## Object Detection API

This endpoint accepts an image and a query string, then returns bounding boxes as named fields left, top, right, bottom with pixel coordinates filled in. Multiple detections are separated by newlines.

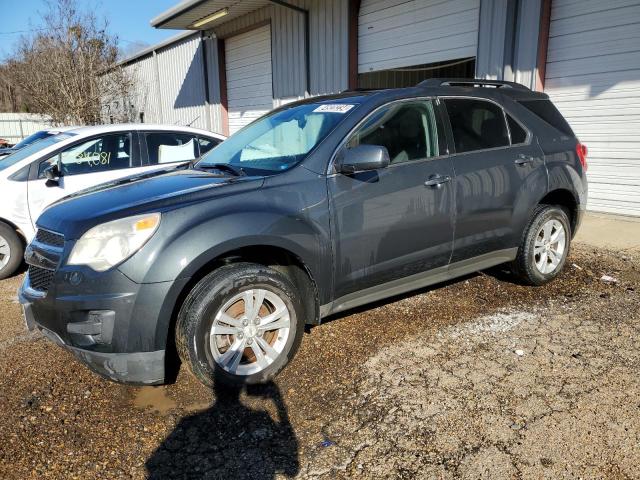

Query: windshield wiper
left=197, top=163, right=246, bottom=177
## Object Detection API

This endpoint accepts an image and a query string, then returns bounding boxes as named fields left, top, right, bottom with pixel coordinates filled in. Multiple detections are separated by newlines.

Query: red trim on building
left=348, top=0, right=362, bottom=90
left=536, top=0, right=552, bottom=92
left=217, top=38, right=229, bottom=136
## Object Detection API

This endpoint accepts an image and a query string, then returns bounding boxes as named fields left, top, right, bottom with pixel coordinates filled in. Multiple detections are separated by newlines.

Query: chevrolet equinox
left=19, top=79, right=588, bottom=387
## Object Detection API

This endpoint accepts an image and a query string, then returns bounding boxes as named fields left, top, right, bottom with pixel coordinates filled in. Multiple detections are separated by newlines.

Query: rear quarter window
left=507, top=115, right=528, bottom=144
left=518, top=100, right=574, bottom=137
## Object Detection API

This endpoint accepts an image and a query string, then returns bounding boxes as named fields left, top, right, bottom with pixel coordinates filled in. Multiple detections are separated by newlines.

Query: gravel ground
left=0, top=245, right=638, bottom=479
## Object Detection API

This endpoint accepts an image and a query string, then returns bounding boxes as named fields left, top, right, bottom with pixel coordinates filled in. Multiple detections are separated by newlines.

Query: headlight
left=67, top=213, right=161, bottom=272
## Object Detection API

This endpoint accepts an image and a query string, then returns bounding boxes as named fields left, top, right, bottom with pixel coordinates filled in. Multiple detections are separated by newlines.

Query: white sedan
left=0, top=124, right=225, bottom=279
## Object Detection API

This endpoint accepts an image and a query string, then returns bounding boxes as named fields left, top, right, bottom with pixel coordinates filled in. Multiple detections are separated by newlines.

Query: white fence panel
left=0, top=113, right=53, bottom=144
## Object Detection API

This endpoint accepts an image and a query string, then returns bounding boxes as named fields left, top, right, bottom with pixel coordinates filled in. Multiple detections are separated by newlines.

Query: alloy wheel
left=0, top=234, right=10, bottom=270
left=208, top=289, right=291, bottom=376
left=533, top=219, right=566, bottom=275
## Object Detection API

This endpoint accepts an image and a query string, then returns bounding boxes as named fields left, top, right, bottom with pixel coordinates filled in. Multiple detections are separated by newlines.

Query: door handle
left=515, top=154, right=534, bottom=165
left=424, top=175, right=451, bottom=187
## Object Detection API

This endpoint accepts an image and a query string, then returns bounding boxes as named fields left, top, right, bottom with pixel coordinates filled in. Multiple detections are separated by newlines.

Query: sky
left=0, top=0, right=185, bottom=61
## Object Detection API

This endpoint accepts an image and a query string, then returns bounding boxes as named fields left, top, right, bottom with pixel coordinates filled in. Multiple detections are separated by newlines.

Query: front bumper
left=19, top=268, right=185, bottom=385
left=22, top=299, right=164, bottom=384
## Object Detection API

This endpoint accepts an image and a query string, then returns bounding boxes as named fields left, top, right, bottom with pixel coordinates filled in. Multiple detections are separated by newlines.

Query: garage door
left=544, top=0, right=640, bottom=216
left=358, top=0, right=480, bottom=73
left=225, top=24, right=273, bottom=135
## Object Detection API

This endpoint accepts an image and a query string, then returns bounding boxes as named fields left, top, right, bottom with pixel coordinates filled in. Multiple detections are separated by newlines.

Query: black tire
left=512, top=205, right=571, bottom=286
left=176, top=262, right=305, bottom=387
left=0, top=223, right=23, bottom=280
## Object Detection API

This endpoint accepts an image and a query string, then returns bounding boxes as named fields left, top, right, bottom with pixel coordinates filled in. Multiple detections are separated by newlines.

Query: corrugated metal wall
left=156, top=34, right=209, bottom=129
left=544, top=0, right=640, bottom=216
left=213, top=0, right=349, bottom=99
left=125, top=54, right=162, bottom=124
left=123, top=0, right=347, bottom=135
left=122, top=33, right=223, bottom=134
left=306, top=0, right=349, bottom=95
left=476, top=0, right=542, bottom=90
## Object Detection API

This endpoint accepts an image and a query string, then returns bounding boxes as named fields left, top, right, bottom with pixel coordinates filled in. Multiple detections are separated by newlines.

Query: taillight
left=576, top=142, right=588, bottom=171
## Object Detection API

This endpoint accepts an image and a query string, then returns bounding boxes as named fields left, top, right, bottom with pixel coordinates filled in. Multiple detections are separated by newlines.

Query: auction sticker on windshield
left=313, top=104, right=355, bottom=114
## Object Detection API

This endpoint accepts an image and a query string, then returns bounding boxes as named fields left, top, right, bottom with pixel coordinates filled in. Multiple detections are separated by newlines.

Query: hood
left=37, top=167, right=265, bottom=239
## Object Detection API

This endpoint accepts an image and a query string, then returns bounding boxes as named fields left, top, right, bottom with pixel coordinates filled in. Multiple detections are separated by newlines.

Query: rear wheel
left=176, top=263, right=305, bottom=387
left=512, top=205, right=571, bottom=285
left=0, top=223, right=23, bottom=280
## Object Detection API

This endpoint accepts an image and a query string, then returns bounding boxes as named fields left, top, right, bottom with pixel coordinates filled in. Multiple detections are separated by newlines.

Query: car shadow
left=145, top=373, right=299, bottom=479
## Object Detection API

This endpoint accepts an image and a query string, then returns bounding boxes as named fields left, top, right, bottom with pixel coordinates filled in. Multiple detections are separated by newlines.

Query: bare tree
left=0, top=65, right=21, bottom=112
left=4, top=0, right=133, bottom=125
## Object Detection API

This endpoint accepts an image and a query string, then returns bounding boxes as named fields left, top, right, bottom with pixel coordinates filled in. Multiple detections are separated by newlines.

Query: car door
left=27, top=131, right=147, bottom=226
left=440, top=97, right=546, bottom=263
left=328, top=99, right=455, bottom=299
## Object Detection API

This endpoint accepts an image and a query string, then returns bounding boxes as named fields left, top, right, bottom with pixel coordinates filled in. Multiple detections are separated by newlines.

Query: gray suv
left=19, top=79, right=588, bottom=387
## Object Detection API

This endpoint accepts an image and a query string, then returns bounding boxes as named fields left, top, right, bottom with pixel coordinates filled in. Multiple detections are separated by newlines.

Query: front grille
left=28, top=265, right=55, bottom=292
left=35, top=229, right=65, bottom=248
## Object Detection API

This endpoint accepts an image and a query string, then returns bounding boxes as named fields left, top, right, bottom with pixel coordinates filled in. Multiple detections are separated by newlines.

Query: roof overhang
left=151, top=0, right=273, bottom=30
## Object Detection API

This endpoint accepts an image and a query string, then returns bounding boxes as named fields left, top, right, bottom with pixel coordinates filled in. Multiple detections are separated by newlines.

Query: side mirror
left=336, top=144, right=390, bottom=174
left=43, top=163, right=61, bottom=185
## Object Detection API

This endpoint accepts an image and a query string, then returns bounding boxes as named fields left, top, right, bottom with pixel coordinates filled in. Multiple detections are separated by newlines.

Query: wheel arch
left=0, top=217, right=27, bottom=245
left=156, top=242, right=321, bottom=380
left=537, top=188, right=579, bottom=237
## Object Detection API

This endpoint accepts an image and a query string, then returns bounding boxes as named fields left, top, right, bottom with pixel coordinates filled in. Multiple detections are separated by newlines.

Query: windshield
left=196, top=102, right=358, bottom=174
left=13, top=130, right=54, bottom=149
left=0, top=132, right=75, bottom=172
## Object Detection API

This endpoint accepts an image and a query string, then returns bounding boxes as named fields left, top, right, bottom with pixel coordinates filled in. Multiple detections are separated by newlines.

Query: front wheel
left=512, top=205, right=571, bottom=286
left=0, top=223, right=23, bottom=280
left=176, top=263, right=305, bottom=387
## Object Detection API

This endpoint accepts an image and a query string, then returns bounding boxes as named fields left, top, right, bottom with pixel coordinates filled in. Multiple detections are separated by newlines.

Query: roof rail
left=417, top=78, right=530, bottom=91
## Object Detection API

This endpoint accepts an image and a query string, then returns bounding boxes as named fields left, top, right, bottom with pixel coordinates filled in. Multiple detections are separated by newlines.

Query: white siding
left=225, top=25, right=274, bottom=134
left=358, top=0, right=480, bottom=73
left=545, top=0, right=640, bottom=216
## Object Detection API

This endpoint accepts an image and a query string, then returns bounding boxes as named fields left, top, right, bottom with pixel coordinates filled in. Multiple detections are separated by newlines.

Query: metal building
left=116, top=31, right=223, bottom=132
left=122, top=0, right=640, bottom=216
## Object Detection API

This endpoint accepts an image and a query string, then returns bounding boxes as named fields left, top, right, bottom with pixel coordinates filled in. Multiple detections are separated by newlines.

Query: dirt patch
left=300, top=296, right=640, bottom=478
left=0, top=246, right=638, bottom=479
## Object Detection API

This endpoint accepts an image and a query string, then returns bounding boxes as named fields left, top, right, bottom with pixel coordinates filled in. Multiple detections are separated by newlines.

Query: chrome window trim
left=438, top=96, right=533, bottom=157
left=326, top=94, right=535, bottom=175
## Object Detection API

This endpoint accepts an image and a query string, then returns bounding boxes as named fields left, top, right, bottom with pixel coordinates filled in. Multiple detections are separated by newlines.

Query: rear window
left=518, top=100, right=574, bottom=137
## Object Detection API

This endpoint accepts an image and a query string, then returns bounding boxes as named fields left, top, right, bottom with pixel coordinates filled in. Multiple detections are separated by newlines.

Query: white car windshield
left=196, top=102, right=359, bottom=175
left=0, top=132, right=76, bottom=172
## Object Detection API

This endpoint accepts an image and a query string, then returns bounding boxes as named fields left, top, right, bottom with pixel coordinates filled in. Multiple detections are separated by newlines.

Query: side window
left=347, top=100, right=440, bottom=164
left=38, top=133, right=132, bottom=178
left=146, top=132, right=198, bottom=165
left=507, top=115, right=528, bottom=144
left=198, top=137, right=220, bottom=156
left=444, top=99, right=509, bottom=153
